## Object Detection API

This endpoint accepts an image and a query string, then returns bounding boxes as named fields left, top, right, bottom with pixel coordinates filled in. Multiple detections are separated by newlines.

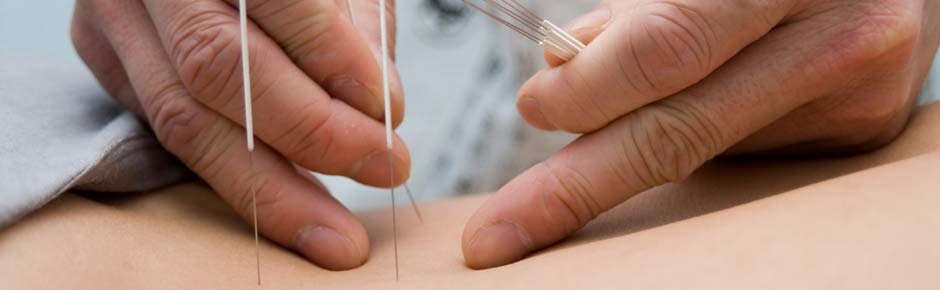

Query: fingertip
left=290, top=182, right=372, bottom=270
left=236, top=146, right=372, bottom=271
left=517, top=72, right=560, bottom=131
left=295, top=223, right=370, bottom=270
left=391, top=140, right=412, bottom=186
left=388, top=137, right=413, bottom=186
left=544, top=51, right=566, bottom=67
left=517, top=95, right=558, bottom=131
left=461, top=162, right=595, bottom=269
left=462, top=220, right=533, bottom=269
left=346, top=142, right=411, bottom=188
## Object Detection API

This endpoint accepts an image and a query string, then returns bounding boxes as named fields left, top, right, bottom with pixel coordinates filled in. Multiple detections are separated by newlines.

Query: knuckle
left=542, top=158, right=602, bottom=231
left=276, top=101, right=338, bottom=170
left=547, top=68, right=617, bottom=133
left=145, top=88, right=235, bottom=179
left=820, top=4, right=919, bottom=72
left=280, top=7, right=338, bottom=65
left=187, top=119, right=236, bottom=180
left=147, top=87, right=239, bottom=186
left=629, top=1, right=715, bottom=94
left=816, top=91, right=911, bottom=149
left=837, top=93, right=907, bottom=129
left=168, top=7, right=241, bottom=106
left=623, top=100, right=723, bottom=184
left=232, top=172, right=287, bottom=223
left=147, top=85, right=199, bottom=150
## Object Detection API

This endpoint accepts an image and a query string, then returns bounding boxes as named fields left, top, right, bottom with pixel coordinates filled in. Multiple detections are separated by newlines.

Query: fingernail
left=327, top=76, right=383, bottom=119
left=295, top=226, right=364, bottom=270
left=565, top=6, right=612, bottom=33
left=466, top=221, right=533, bottom=269
left=518, top=96, right=557, bottom=131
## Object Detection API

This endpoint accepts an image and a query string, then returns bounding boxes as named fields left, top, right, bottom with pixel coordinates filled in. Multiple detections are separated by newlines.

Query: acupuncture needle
left=463, top=0, right=585, bottom=60
left=348, top=0, right=423, bottom=225
left=376, top=0, right=402, bottom=281
left=237, top=0, right=261, bottom=285
left=239, top=0, right=419, bottom=283
left=348, top=0, right=423, bottom=280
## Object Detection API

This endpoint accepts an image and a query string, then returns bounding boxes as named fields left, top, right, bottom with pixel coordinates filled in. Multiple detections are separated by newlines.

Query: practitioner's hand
left=463, top=0, right=940, bottom=268
left=72, top=0, right=405, bottom=270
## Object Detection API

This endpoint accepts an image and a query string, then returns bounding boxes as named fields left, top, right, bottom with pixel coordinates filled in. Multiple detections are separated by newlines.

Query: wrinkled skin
left=462, top=0, right=940, bottom=269
left=71, top=0, right=405, bottom=270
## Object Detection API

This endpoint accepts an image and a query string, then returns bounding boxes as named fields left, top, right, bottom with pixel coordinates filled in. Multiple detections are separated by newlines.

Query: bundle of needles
left=462, top=0, right=586, bottom=60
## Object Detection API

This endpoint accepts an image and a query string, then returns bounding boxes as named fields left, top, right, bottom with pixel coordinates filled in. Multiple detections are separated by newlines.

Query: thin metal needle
left=463, top=0, right=584, bottom=60
left=249, top=152, right=260, bottom=285
left=349, top=0, right=423, bottom=226
left=403, top=184, right=423, bottom=224
left=238, top=0, right=261, bottom=285
left=388, top=154, right=399, bottom=281
left=378, top=0, right=399, bottom=281
left=463, top=0, right=541, bottom=42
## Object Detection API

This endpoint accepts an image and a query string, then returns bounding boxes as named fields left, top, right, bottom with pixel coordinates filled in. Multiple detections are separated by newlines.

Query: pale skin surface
left=2, top=103, right=939, bottom=289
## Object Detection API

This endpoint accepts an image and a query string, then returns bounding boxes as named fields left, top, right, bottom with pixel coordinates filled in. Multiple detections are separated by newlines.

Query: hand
left=462, top=0, right=940, bottom=268
left=71, top=0, right=405, bottom=270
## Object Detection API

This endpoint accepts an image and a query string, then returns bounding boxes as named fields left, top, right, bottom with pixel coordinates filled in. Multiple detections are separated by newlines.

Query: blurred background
left=0, top=1, right=79, bottom=63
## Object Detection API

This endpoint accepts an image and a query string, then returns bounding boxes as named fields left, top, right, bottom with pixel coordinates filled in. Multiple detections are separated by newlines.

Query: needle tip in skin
left=404, top=183, right=423, bottom=224
left=388, top=152, right=400, bottom=282
left=238, top=0, right=261, bottom=285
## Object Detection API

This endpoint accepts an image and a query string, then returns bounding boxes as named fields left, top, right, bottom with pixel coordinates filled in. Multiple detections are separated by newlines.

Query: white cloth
left=0, top=50, right=186, bottom=226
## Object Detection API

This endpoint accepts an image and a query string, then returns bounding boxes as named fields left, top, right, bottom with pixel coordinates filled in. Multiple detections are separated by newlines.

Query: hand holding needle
left=237, top=0, right=261, bottom=285
left=74, top=0, right=411, bottom=276
left=236, top=0, right=421, bottom=282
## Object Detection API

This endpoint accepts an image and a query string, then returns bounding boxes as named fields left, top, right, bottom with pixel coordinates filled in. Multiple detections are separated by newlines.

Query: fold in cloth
left=0, top=50, right=185, bottom=227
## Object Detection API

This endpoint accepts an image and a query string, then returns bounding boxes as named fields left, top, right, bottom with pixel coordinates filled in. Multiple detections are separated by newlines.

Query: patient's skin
left=2, top=103, right=940, bottom=289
